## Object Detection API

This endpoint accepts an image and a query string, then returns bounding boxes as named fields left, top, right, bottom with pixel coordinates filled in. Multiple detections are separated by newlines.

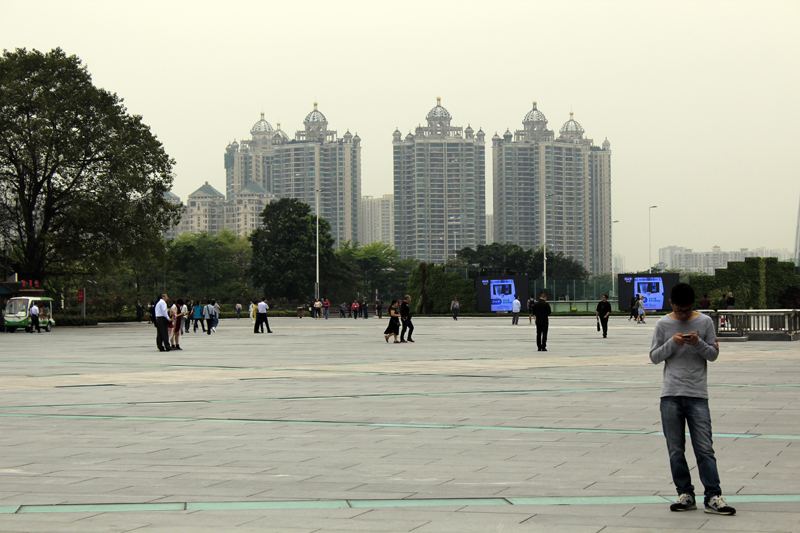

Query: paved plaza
left=1, top=315, right=799, bottom=532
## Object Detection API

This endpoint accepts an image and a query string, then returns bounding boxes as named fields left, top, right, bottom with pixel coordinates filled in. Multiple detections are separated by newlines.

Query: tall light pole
left=543, top=193, right=554, bottom=291
left=648, top=206, right=657, bottom=274
left=611, top=220, right=619, bottom=298
left=315, top=188, right=321, bottom=300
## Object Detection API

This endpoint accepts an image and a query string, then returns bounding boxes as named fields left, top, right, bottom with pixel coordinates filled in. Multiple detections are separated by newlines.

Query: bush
left=408, top=263, right=478, bottom=314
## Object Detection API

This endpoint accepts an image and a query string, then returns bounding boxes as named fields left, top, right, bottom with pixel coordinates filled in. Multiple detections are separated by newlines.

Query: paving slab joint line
left=4, top=495, right=800, bottom=514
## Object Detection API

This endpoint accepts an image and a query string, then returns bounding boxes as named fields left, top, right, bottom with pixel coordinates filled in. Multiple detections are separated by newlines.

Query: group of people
left=629, top=294, right=647, bottom=324
left=337, top=298, right=377, bottom=319
left=383, top=295, right=414, bottom=343
left=153, top=295, right=221, bottom=351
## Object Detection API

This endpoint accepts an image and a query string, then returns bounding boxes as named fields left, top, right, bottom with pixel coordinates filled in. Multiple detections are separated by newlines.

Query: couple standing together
left=384, top=295, right=414, bottom=343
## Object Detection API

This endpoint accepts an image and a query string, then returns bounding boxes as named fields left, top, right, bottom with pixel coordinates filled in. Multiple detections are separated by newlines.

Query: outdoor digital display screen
left=618, top=273, right=680, bottom=311
left=475, top=276, right=529, bottom=313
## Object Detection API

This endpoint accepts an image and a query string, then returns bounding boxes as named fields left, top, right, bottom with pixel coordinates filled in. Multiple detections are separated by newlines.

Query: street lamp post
left=543, top=193, right=554, bottom=292
left=611, top=220, right=619, bottom=298
left=315, top=188, right=320, bottom=300
left=648, top=206, right=657, bottom=274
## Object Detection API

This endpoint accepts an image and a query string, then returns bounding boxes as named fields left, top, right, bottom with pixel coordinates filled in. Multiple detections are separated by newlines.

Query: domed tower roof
left=304, top=102, right=327, bottom=124
left=352, top=132, right=360, bottom=143
left=405, top=132, right=414, bottom=141
left=523, top=101, right=547, bottom=125
left=602, top=137, right=611, bottom=150
left=560, top=112, right=584, bottom=134
left=251, top=112, right=274, bottom=134
left=231, top=139, right=239, bottom=150
left=426, top=97, right=451, bottom=121
left=274, top=122, right=289, bottom=140
left=393, top=127, right=402, bottom=141
left=503, top=128, right=513, bottom=141
left=492, top=132, right=501, bottom=141
left=343, top=129, right=353, bottom=141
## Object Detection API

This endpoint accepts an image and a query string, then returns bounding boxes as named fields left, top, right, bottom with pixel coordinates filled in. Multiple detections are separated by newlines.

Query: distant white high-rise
left=613, top=254, right=625, bottom=274
left=485, top=214, right=494, bottom=245
left=360, top=194, right=394, bottom=246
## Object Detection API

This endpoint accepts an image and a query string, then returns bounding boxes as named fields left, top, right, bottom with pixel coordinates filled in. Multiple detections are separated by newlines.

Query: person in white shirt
left=29, top=303, right=40, bottom=333
left=511, top=296, right=521, bottom=325
left=154, top=294, right=171, bottom=351
left=254, top=297, right=272, bottom=333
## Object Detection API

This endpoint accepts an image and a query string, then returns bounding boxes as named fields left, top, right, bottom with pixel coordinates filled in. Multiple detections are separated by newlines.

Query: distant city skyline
left=5, top=1, right=797, bottom=270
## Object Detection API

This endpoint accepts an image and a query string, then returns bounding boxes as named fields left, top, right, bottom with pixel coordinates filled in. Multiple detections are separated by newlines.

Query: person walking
left=254, top=297, right=272, bottom=333
left=136, top=300, right=144, bottom=322
left=362, top=297, right=369, bottom=319
left=636, top=296, right=646, bottom=324
left=384, top=299, right=401, bottom=343
left=596, top=294, right=612, bottom=339
left=725, top=292, right=735, bottom=310
left=29, top=301, right=40, bottom=333
left=629, top=295, right=638, bottom=321
left=528, top=295, right=536, bottom=324
left=212, top=300, right=221, bottom=331
left=511, top=295, right=521, bottom=325
left=193, top=301, right=205, bottom=333
left=154, top=293, right=171, bottom=351
left=531, top=292, right=551, bottom=351
left=376, top=299, right=383, bottom=319
left=339, top=302, right=346, bottom=318
left=235, top=302, right=242, bottom=319
left=169, top=298, right=185, bottom=350
left=324, top=298, right=330, bottom=320
left=147, top=301, right=154, bottom=324
left=184, top=300, right=192, bottom=333
left=202, top=299, right=215, bottom=335
left=351, top=300, right=359, bottom=319
left=450, top=297, right=460, bottom=320
left=313, top=298, right=322, bottom=320
left=400, top=295, right=414, bottom=343
left=650, top=282, right=736, bottom=515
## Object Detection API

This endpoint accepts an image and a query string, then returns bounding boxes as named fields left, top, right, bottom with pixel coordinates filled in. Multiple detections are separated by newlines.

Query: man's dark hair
left=540, top=292, right=546, bottom=298
left=671, top=283, right=696, bottom=306
left=602, top=294, right=608, bottom=299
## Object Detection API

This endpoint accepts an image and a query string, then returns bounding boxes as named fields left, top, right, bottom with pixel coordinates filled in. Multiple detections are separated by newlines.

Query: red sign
left=78, top=290, right=84, bottom=303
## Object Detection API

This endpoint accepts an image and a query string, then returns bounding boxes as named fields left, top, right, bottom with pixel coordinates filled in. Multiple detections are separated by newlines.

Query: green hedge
left=689, top=257, right=800, bottom=309
left=408, top=263, right=478, bottom=314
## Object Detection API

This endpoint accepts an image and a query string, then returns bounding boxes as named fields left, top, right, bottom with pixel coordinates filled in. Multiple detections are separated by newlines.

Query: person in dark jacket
left=596, top=294, right=612, bottom=338
left=531, top=293, right=551, bottom=351
left=400, top=295, right=414, bottom=343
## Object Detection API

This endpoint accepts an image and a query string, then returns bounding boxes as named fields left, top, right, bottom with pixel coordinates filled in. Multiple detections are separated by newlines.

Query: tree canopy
left=0, top=48, right=178, bottom=281
left=249, top=197, right=334, bottom=301
left=451, top=243, right=590, bottom=280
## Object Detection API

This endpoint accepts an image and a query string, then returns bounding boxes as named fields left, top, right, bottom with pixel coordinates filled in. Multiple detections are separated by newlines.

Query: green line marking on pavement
left=1, top=412, right=799, bottom=440
left=16, top=502, right=186, bottom=513
left=508, top=495, right=669, bottom=505
left=348, top=498, right=509, bottom=508
left=2, top=494, right=800, bottom=515
left=187, top=500, right=350, bottom=510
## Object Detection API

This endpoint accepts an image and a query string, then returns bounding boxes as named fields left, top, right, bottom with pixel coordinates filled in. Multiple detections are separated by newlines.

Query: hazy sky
left=4, top=0, right=799, bottom=271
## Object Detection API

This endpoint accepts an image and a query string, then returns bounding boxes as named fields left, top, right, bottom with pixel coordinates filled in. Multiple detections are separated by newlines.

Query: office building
left=393, top=97, right=486, bottom=263
left=492, top=102, right=612, bottom=275
left=360, top=194, right=394, bottom=246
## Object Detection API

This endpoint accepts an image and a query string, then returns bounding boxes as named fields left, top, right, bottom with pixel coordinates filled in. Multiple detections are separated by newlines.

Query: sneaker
left=704, top=495, right=735, bottom=515
left=670, top=493, right=696, bottom=512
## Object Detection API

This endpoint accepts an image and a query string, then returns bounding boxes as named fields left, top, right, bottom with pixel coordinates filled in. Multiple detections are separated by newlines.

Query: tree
left=527, top=248, right=591, bottom=281
left=454, top=243, right=528, bottom=272
left=0, top=48, right=178, bottom=281
left=249, top=198, right=334, bottom=301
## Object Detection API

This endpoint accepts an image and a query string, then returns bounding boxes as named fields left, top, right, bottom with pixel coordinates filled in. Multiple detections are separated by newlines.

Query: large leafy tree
left=249, top=198, right=334, bottom=301
left=0, top=48, right=178, bottom=281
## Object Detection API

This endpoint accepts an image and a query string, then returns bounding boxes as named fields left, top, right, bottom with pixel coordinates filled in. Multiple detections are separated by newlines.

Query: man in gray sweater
left=649, top=282, right=736, bottom=516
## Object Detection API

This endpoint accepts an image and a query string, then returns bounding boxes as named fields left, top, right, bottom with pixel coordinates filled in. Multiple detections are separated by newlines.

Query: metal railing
left=700, top=309, right=800, bottom=341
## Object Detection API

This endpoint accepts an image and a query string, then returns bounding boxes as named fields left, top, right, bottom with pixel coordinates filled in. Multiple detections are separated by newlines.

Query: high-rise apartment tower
left=492, top=102, right=612, bottom=274
left=393, top=98, right=486, bottom=263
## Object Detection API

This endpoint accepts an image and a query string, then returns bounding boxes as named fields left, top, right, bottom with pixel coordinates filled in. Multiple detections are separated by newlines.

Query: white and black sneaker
left=704, top=495, right=735, bottom=515
left=670, top=493, right=697, bottom=512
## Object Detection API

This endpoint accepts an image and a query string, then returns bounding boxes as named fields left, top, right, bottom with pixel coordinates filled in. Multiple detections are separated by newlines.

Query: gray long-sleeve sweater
left=649, top=313, right=719, bottom=399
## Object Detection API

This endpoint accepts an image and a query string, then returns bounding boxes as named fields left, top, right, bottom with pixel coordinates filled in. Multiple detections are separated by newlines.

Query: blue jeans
left=660, top=396, right=721, bottom=503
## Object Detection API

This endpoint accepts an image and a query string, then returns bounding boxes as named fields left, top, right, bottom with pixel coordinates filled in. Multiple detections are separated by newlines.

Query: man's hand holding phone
left=673, top=332, right=698, bottom=346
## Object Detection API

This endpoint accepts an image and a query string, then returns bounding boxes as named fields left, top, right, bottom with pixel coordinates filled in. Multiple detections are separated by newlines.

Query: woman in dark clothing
left=384, top=299, right=401, bottom=343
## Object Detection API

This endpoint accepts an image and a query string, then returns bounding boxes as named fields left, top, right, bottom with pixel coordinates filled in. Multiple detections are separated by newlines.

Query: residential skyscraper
left=393, top=98, right=486, bottom=263
left=224, top=104, right=361, bottom=245
left=492, top=102, right=612, bottom=275
left=360, top=194, right=394, bottom=246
